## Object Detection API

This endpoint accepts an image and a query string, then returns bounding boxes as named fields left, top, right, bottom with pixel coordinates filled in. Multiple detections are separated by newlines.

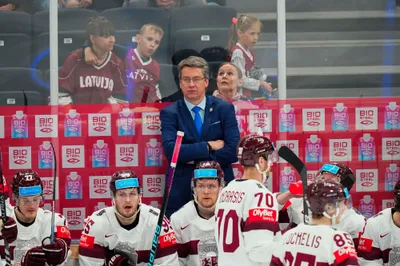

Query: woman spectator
left=213, top=62, right=244, bottom=101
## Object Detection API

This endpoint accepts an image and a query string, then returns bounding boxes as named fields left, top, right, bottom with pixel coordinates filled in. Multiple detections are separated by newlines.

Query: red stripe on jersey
left=278, top=209, right=290, bottom=223
left=177, top=240, right=200, bottom=258
left=270, top=255, right=284, bottom=266
left=136, top=245, right=178, bottom=263
left=241, top=218, right=280, bottom=234
left=358, top=246, right=391, bottom=263
left=79, top=243, right=107, bottom=259
left=333, top=256, right=359, bottom=266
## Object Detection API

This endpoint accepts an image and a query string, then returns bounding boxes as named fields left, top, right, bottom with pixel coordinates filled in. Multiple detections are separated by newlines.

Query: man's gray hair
left=178, top=56, right=209, bottom=80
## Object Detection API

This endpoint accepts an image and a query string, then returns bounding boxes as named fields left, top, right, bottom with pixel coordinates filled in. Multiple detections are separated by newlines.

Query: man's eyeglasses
left=181, top=77, right=205, bottom=84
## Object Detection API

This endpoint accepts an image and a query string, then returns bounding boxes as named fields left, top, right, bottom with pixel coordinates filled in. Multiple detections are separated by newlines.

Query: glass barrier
left=0, top=0, right=399, bottom=264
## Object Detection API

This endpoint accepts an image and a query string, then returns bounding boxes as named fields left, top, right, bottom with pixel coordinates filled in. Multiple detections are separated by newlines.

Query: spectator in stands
left=160, top=56, right=240, bottom=217
left=123, top=0, right=206, bottom=8
left=58, top=17, right=127, bottom=105
left=32, top=0, right=92, bottom=12
left=85, top=24, right=164, bottom=103
left=228, top=15, right=275, bottom=98
left=213, top=62, right=244, bottom=101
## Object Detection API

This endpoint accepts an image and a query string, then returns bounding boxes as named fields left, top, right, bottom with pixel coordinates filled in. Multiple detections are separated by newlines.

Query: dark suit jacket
left=160, top=95, right=240, bottom=216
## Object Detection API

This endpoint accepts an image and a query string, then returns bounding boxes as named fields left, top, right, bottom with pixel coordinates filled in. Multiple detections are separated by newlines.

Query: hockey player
left=59, top=16, right=127, bottom=104
left=78, top=170, right=179, bottom=266
left=283, top=163, right=365, bottom=244
left=170, top=161, right=224, bottom=266
left=317, top=163, right=365, bottom=248
left=271, top=180, right=359, bottom=266
left=215, top=135, right=280, bottom=266
left=357, top=180, right=400, bottom=265
left=2, top=169, right=71, bottom=266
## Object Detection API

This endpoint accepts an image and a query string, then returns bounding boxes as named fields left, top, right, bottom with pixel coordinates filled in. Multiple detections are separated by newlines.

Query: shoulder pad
left=353, top=208, right=362, bottom=215
left=371, top=211, right=384, bottom=219
left=149, top=209, right=159, bottom=216
left=96, top=209, right=106, bottom=216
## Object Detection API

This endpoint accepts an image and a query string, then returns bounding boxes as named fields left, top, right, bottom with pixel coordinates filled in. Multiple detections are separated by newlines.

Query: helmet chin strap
left=112, top=197, right=141, bottom=224
left=322, top=207, right=340, bottom=226
left=255, top=163, right=271, bottom=184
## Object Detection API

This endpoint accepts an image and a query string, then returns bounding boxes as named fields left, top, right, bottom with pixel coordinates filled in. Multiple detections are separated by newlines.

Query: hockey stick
left=278, top=146, right=309, bottom=224
left=49, top=142, right=57, bottom=244
left=148, top=131, right=184, bottom=266
left=0, top=150, right=12, bottom=266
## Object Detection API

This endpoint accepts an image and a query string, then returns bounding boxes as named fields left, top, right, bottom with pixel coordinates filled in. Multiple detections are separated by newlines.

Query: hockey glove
left=108, top=254, right=135, bottom=266
left=42, top=238, right=69, bottom=265
left=1, top=216, right=18, bottom=243
left=114, top=244, right=138, bottom=266
left=21, top=246, right=47, bottom=266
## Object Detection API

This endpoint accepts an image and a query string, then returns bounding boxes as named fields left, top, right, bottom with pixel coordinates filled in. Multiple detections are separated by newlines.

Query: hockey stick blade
left=148, top=131, right=184, bottom=266
left=0, top=150, right=12, bottom=266
left=278, top=146, right=310, bottom=224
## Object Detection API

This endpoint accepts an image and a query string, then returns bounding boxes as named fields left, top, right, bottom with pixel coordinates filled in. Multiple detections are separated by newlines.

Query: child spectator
left=85, top=24, right=164, bottom=102
left=228, top=15, right=275, bottom=98
left=58, top=17, right=127, bottom=104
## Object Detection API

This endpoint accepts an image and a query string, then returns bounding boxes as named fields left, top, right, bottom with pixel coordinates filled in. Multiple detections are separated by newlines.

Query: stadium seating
left=0, top=11, right=32, bottom=68
left=173, top=28, right=229, bottom=54
left=159, top=64, right=179, bottom=98
left=0, top=68, right=48, bottom=106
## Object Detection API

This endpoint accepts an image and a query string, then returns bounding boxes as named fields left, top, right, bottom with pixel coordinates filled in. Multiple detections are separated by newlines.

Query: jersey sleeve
left=230, top=48, right=260, bottom=92
left=331, top=231, right=359, bottom=266
left=241, top=185, right=280, bottom=264
left=152, top=216, right=180, bottom=266
left=169, top=212, right=189, bottom=266
left=357, top=217, right=385, bottom=266
left=78, top=215, right=108, bottom=266
left=345, top=210, right=366, bottom=249
left=59, top=53, right=79, bottom=95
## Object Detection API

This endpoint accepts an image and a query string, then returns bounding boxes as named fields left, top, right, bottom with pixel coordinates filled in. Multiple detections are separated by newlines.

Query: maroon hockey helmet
left=237, top=135, right=275, bottom=166
left=110, top=170, right=141, bottom=195
left=192, top=161, right=225, bottom=187
left=319, top=163, right=356, bottom=191
left=11, top=170, right=43, bottom=197
left=394, top=180, right=400, bottom=211
left=307, top=180, right=348, bottom=215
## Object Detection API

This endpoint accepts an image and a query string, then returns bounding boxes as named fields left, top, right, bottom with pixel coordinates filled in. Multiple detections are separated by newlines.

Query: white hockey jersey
left=333, top=208, right=366, bottom=249
left=271, top=223, right=359, bottom=266
left=358, top=208, right=400, bottom=266
left=170, top=201, right=217, bottom=266
left=0, top=207, right=70, bottom=266
left=215, top=179, right=280, bottom=266
left=284, top=198, right=365, bottom=247
left=78, top=204, right=179, bottom=266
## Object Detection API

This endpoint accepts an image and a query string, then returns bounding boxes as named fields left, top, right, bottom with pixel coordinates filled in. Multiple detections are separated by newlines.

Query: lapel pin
left=210, top=108, right=213, bottom=112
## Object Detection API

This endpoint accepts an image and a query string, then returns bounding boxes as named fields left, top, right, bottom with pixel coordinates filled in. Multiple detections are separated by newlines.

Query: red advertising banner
left=0, top=97, right=399, bottom=239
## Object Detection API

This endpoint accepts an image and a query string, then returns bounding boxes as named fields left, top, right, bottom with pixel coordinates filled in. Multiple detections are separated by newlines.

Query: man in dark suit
left=160, top=56, right=240, bottom=217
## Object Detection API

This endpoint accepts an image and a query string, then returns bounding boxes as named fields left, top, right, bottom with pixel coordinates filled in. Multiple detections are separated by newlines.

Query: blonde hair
left=227, top=15, right=261, bottom=55
left=139, top=23, right=164, bottom=36
left=218, top=62, right=243, bottom=79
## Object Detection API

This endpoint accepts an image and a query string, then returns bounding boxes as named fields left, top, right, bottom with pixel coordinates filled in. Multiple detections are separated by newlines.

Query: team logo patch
left=358, top=237, right=373, bottom=252
left=248, top=208, right=277, bottom=222
left=159, top=231, right=177, bottom=248
left=79, top=234, right=95, bottom=249
left=56, top=225, right=71, bottom=239
left=334, top=246, right=357, bottom=262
